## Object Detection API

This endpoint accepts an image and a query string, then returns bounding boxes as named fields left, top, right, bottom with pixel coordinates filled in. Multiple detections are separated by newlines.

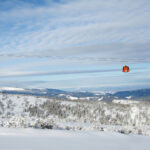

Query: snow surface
left=0, top=87, right=25, bottom=91
left=0, top=128, right=150, bottom=150
left=66, top=95, right=78, bottom=100
left=126, top=96, right=132, bottom=99
left=112, top=99, right=139, bottom=104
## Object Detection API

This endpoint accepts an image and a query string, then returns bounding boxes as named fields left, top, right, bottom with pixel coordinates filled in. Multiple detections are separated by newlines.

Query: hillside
left=0, top=93, right=150, bottom=136
left=1, top=87, right=150, bottom=101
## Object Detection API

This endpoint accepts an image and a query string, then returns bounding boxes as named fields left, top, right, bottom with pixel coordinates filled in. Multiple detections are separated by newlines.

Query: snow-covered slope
left=0, top=87, right=25, bottom=91
left=112, top=99, right=139, bottom=104
left=0, top=93, right=150, bottom=135
left=0, top=128, right=150, bottom=150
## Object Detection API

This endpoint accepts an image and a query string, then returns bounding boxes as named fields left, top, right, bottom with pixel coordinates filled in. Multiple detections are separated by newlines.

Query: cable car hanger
left=122, top=65, right=130, bottom=72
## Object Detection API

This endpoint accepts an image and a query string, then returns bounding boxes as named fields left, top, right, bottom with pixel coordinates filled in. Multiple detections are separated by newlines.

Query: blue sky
left=0, top=0, right=150, bottom=91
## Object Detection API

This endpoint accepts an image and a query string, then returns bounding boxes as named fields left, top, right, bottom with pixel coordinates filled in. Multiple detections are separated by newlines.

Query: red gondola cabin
left=123, top=65, right=130, bottom=72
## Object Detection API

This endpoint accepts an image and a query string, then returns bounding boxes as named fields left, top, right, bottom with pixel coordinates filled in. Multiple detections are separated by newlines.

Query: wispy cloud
left=0, top=0, right=150, bottom=90
left=0, top=42, right=150, bottom=65
left=0, top=68, right=121, bottom=78
left=1, top=0, right=150, bottom=53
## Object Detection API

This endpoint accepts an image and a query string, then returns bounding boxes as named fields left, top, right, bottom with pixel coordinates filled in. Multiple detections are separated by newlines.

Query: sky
left=0, top=0, right=150, bottom=91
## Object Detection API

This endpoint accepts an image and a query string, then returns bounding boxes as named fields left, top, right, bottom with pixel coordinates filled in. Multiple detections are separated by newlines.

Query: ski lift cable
left=0, top=53, right=150, bottom=63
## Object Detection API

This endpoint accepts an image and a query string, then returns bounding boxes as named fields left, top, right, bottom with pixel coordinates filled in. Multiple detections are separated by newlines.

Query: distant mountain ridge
left=0, top=87, right=67, bottom=96
left=0, top=87, right=150, bottom=101
left=113, top=89, right=150, bottom=100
